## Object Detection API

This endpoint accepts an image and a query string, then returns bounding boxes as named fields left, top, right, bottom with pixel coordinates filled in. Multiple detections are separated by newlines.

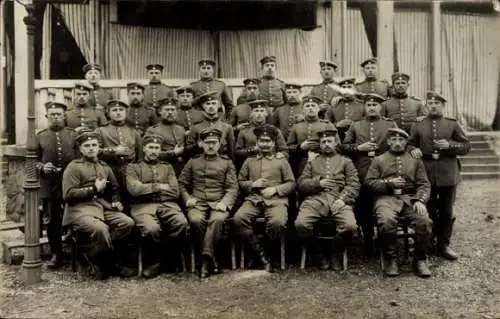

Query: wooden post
left=431, top=1, right=442, bottom=92
left=376, top=0, right=394, bottom=81
left=22, top=0, right=42, bottom=285
left=331, top=0, right=347, bottom=75
left=14, top=0, right=29, bottom=144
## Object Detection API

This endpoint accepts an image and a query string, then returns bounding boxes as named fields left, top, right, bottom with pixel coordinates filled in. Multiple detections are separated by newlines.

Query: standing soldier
left=125, top=82, right=158, bottom=136
left=145, top=97, right=186, bottom=176
left=287, top=96, right=336, bottom=176
left=230, top=78, right=264, bottom=130
left=175, top=86, right=204, bottom=132
left=95, top=100, right=142, bottom=211
left=185, top=91, right=235, bottom=159
left=179, top=128, right=238, bottom=278
left=381, top=72, right=424, bottom=134
left=66, top=82, right=108, bottom=130
left=341, top=93, right=397, bottom=255
left=271, top=83, right=305, bottom=141
left=365, top=128, right=432, bottom=277
left=36, top=102, right=76, bottom=269
left=62, top=130, right=135, bottom=279
left=408, top=91, right=470, bottom=260
left=295, top=128, right=360, bottom=270
left=355, top=58, right=391, bottom=98
left=233, top=125, right=296, bottom=272
left=190, top=59, right=234, bottom=117
left=126, top=135, right=188, bottom=278
left=143, top=64, right=176, bottom=109
left=236, top=103, right=288, bottom=170
left=325, top=77, right=365, bottom=141
left=82, top=63, right=113, bottom=111
left=309, top=60, right=341, bottom=117
left=258, top=55, right=287, bottom=111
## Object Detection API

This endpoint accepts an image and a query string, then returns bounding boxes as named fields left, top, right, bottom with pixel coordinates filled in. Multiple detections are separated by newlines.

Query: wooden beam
left=14, top=0, right=28, bottom=144
left=376, top=0, right=394, bottom=81
left=431, top=1, right=442, bottom=92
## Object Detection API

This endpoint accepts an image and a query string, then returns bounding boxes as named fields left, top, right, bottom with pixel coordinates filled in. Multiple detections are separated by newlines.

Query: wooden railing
left=33, top=78, right=321, bottom=130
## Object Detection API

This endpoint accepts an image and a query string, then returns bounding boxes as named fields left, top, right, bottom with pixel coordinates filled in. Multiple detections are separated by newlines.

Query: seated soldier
left=295, top=128, right=360, bottom=270
left=179, top=128, right=238, bottom=278
left=62, top=129, right=135, bottom=279
left=365, top=127, right=432, bottom=278
left=233, top=125, right=296, bottom=272
left=126, top=135, right=188, bottom=278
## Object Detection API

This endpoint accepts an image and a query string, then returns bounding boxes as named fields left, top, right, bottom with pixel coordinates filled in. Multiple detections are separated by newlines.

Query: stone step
left=460, top=172, right=500, bottom=180
left=469, top=148, right=497, bottom=156
left=470, top=140, right=491, bottom=149
left=461, top=164, right=500, bottom=173
left=458, top=156, right=499, bottom=165
left=467, top=134, right=488, bottom=142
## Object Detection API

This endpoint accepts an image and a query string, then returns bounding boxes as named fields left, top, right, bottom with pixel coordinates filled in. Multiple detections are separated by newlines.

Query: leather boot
left=47, top=253, right=64, bottom=270
left=249, top=237, right=270, bottom=269
left=142, top=263, right=161, bottom=279
left=438, top=218, right=458, bottom=260
left=439, top=245, right=458, bottom=260
left=88, top=251, right=108, bottom=280
left=200, top=261, right=210, bottom=279
left=385, top=258, right=400, bottom=277
left=414, top=260, right=431, bottom=278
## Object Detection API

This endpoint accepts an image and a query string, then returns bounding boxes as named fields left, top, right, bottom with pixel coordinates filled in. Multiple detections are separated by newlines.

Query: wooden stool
left=378, top=224, right=416, bottom=272
left=138, top=230, right=187, bottom=276
left=240, top=217, right=286, bottom=270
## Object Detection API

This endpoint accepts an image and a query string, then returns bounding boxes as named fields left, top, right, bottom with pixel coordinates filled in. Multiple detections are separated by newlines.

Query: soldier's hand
left=294, top=114, right=305, bottom=123
left=390, top=176, right=406, bottom=188
left=434, top=139, right=450, bottom=150
left=111, top=201, right=124, bottom=212
left=261, top=187, right=277, bottom=198
left=357, top=142, right=375, bottom=152
left=413, top=200, right=427, bottom=216
left=319, top=103, right=330, bottom=112
left=42, top=162, right=56, bottom=174
left=94, top=178, right=107, bottom=193
left=330, top=199, right=345, bottom=213
left=252, top=178, right=269, bottom=189
left=184, top=130, right=190, bottom=136
left=186, top=198, right=197, bottom=208
left=410, top=148, right=423, bottom=159
left=336, top=119, right=353, bottom=128
left=300, top=140, right=319, bottom=151
left=114, top=145, right=129, bottom=156
left=236, top=122, right=250, bottom=131
left=215, top=202, right=227, bottom=212
left=173, top=145, right=184, bottom=156
left=275, top=152, right=285, bottom=159
left=156, top=183, right=171, bottom=192
left=320, top=178, right=337, bottom=189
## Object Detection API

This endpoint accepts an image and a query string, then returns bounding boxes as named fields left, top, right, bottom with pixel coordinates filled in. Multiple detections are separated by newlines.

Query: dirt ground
left=1, top=179, right=499, bottom=319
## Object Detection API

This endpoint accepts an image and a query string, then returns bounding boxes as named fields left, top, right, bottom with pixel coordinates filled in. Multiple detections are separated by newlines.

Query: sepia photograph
left=0, top=0, right=499, bottom=318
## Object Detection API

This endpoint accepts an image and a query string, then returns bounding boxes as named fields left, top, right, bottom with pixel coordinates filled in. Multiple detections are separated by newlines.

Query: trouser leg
left=406, top=210, right=433, bottom=261
left=355, top=185, right=375, bottom=253
left=44, top=199, right=63, bottom=256
left=375, top=206, right=398, bottom=259
left=202, top=211, right=229, bottom=258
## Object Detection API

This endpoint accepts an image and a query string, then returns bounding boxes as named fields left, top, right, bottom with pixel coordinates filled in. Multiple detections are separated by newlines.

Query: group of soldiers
left=36, top=55, right=470, bottom=280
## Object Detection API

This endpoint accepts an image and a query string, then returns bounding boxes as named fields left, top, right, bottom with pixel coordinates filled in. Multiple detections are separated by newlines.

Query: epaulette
left=382, top=116, right=394, bottom=122
left=354, top=80, right=365, bottom=85
left=238, top=122, right=251, bottom=130
left=410, top=96, right=422, bottom=101
left=35, top=128, right=47, bottom=135
left=220, top=154, right=230, bottom=160
left=189, top=80, right=198, bottom=85
left=146, top=106, right=156, bottom=112
left=380, top=79, right=390, bottom=84
left=150, top=123, right=160, bottom=128
left=320, top=119, right=330, bottom=123
left=444, top=117, right=457, bottom=121
left=415, top=116, right=426, bottom=122
left=276, top=78, right=285, bottom=83
left=193, top=154, right=203, bottom=158
left=213, top=79, right=223, bottom=83
left=73, top=158, right=85, bottom=163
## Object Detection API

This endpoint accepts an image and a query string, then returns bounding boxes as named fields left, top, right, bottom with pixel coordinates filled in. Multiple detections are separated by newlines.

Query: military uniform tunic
left=95, top=123, right=142, bottom=166
left=190, top=78, right=234, bottom=115
left=271, top=103, right=304, bottom=140
left=185, top=114, right=235, bottom=159
left=235, top=123, right=288, bottom=160
left=325, top=97, right=365, bottom=141
left=176, top=106, right=204, bottom=132
left=125, top=104, right=158, bottom=136
left=126, top=160, right=187, bottom=242
left=309, top=81, right=340, bottom=106
left=144, top=122, right=186, bottom=175
left=144, top=82, right=176, bottom=108
left=89, top=85, right=113, bottom=110
left=258, top=76, right=287, bottom=109
left=355, top=79, right=391, bottom=98
left=295, top=153, right=360, bottom=237
left=365, top=151, right=432, bottom=259
left=179, top=154, right=238, bottom=257
left=381, top=94, right=424, bottom=133
left=66, top=104, right=108, bottom=130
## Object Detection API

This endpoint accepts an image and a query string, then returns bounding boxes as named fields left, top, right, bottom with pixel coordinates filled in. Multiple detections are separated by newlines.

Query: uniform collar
left=365, top=77, right=377, bottom=82
left=161, top=119, right=176, bottom=125
left=149, top=80, right=161, bottom=85
left=322, top=79, right=334, bottom=84
left=82, top=156, right=99, bottom=163
left=257, top=152, right=275, bottom=160
left=49, top=125, right=64, bottom=132
left=366, top=115, right=381, bottom=122
left=203, top=154, right=219, bottom=161
left=180, top=104, right=193, bottom=111
left=92, top=83, right=101, bottom=89
left=393, top=92, right=408, bottom=99
left=200, top=77, right=213, bottom=82
left=341, top=96, right=355, bottom=103
left=111, top=120, right=126, bottom=127
left=75, top=103, right=91, bottom=109
left=262, top=75, right=276, bottom=80
left=144, top=158, right=160, bottom=164
left=305, top=116, right=319, bottom=123
left=389, top=150, right=406, bottom=156
left=131, top=103, right=144, bottom=109
left=203, top=112, right=219, bottom=122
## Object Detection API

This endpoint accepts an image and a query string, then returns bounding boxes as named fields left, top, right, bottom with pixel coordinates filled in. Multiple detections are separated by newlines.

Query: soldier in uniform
left=66, top=82, right=108, bottom=130
left=271, top=83, right=305, bottom=141
left=190, top=59, right=234, bottom=117
left=258, top=56, right=287, bottom=111
left=125, top=82, right=158, bottom=136
left=185, top=91, right=235, bottom=159
left=381, top=73, right=424, bottom=133
left=309, top=60, right=341, bottom=117
left=175, top=86, right=204, bottom=132
left=82, top=63, right=113, bottom=111
left=325, top=77, right=365, bottom=141
left=341, top=93, right=397, bottom=255
left=95, top=100, right=142, bottom=212
left=408, top=91, right=470, bottom=260
left=365, top=127, right=432, bottom=277
left=287, top=96, right=336, bottom=176
left=36, top=102, right=77, bottom=269
left=355, top=58, right=391, bottom=98
left=143, top=64, right=176, bottom=109
left=233, top=125, right=296, bottom=272
left=295, top=128, right=360, bottom=270
left=145, top=97, right=186, bottom=176
left=230, top=78, right=265, bottom=130
left=62, top=130, right=135, bottom=279
left=236, top=102, right=288, bottom=170
left=179, top=128, right=238, bottom=278
left=126, top=135, right=188, bottom=278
